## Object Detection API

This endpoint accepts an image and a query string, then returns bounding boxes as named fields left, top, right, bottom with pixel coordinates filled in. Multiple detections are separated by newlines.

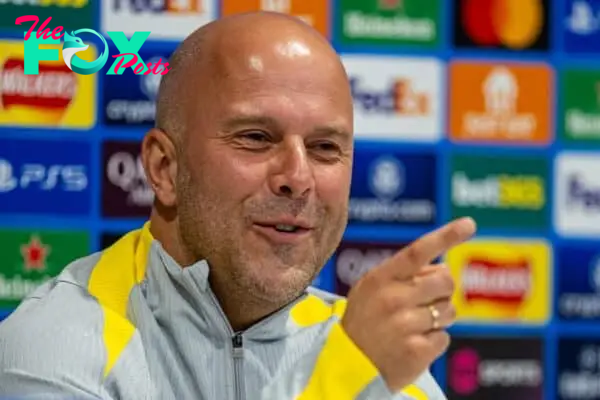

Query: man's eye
left=242, top=132, right=269, bottom=142
left=314, top=142, right=340, bottom=152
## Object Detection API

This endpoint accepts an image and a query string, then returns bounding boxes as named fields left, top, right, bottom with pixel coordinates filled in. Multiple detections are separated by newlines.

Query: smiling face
left=174, top=26, right=354, bottom=306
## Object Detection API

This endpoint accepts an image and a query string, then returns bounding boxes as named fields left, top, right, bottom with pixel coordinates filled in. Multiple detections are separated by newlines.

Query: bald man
left=0, top=12, right=476, bottom=400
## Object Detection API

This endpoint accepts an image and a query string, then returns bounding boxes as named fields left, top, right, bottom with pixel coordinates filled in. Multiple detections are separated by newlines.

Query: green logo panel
left=0, top=0, right=95, bottom=34
left=450, top=154, right=549, bottom=229
left=560, top=69, right=600, bottom=144
left=0, top=229, right=90, bottom=309
left=336, top=0, right=440, bottom=47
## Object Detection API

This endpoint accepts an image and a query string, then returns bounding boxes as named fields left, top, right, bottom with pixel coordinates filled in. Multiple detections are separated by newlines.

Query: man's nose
left=268, top=140, right=314, bottom=199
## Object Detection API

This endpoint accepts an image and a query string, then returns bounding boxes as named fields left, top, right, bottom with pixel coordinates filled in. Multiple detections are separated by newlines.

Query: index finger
left=381, top=217, right=476, bottom=280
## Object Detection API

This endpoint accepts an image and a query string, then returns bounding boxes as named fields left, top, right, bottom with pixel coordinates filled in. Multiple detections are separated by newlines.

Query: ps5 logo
left=567, top=0, right=600, bottom=35
left=0, top=159, right=87, bottom=193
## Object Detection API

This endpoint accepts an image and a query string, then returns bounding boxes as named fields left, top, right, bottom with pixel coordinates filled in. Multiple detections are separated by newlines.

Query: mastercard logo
left=460, top=0, right=545, bottom=49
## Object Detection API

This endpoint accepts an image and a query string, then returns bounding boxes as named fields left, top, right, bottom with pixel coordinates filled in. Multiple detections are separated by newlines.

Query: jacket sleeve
left=260, top=320, right=447, bottom=400
left=0, top=287, right=114, bottom=400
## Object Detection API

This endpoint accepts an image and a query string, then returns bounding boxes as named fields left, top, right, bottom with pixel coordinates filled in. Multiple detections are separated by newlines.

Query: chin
left=246, top=263, right=317, bottom=304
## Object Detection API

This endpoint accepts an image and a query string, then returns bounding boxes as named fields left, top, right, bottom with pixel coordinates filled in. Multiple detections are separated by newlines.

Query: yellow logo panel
left=0, top=39, right=96, bottom=129
left=446, top=238, right=551, bottom=324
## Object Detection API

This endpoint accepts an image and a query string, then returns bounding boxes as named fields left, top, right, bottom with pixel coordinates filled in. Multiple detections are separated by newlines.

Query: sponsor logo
left=0, top=138, right=90, bottom=215
left=0, top=229, right=89, bottom=309
left=558, top=339, right=600, bottom=399
left=446, top=238, right=551, bottom=323
left=221, top=0, right=328, bottom=38
left=451, top=154, right=549, bottom=229
left=336, top=0, right=439, bottom=46
left=449, top=62, right=552, bottom=144
left=454, top=0, right=549, bottom=50
left=0, top=40, right=95, bottom=128
left=103, top=0, right=216, bottom=40
left=102, top=140, right=154, bottom=217
left=17, top=16, right=170, bottom=76
left=564, top=0, right=600, bottom=53
left=343, top=55, right=443, bottom=141
left=334, top=242, right=407, bottom=296
left=447, top=337, right=544, bottom=400
left=554, top=152, right=600, bottom=237
left=349, top=149, right=436, bottom=225
left=103, top=48, right=170, bottom=126
left=557, top=245, right=600, bottom=320
left=561, top=69, right=600, bottom=142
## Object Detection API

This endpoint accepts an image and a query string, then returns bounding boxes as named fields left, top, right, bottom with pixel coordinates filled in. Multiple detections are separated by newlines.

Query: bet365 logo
left=15, top=15, right=170, bottom=76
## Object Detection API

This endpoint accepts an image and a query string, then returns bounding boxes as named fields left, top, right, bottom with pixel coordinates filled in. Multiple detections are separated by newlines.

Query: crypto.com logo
left=15, top=15, right=170, bottom=76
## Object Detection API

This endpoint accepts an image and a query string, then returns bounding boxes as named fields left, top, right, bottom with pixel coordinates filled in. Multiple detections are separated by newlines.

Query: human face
left=176, top=45, right=354, bottom=306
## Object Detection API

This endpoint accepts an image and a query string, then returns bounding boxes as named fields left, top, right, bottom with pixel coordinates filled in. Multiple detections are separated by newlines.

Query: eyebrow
left=222, top=114, right=352, bottom=142
left=222, top=115, right=280, bottom=132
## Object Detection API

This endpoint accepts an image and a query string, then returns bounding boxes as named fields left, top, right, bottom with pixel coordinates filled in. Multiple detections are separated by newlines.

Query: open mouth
left=252, top=222, right=312, bottom=243
left=255, top=223, right=307, bottom=233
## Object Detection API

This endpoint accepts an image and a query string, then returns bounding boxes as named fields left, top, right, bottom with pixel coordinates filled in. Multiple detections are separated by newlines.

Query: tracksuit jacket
left=0, top=222, right=447, bottom=399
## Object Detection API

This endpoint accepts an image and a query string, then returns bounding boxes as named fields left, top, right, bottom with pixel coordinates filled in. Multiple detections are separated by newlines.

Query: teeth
left=275, top=224, right=298, bottom=232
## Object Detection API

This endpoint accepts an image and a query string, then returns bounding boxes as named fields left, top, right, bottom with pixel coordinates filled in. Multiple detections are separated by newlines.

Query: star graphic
left=20, top=235, right=50, bottom=272
left=380, top=0, right=402, bottom=10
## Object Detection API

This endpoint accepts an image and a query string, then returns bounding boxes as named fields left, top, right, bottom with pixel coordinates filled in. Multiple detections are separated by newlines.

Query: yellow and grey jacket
left=0, top=223, right=447, bottom=400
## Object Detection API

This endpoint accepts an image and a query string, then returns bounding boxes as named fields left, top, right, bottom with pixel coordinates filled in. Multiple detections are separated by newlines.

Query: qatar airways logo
left=16, top=15, right=170, bottom=76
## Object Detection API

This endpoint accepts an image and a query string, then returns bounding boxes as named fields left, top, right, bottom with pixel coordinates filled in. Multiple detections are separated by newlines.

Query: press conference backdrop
left=0, top=0, right=599, bottom=398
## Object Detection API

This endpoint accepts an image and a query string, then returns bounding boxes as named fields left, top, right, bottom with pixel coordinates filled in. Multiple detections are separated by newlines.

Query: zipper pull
left=232, top=334, right=244, bottom=358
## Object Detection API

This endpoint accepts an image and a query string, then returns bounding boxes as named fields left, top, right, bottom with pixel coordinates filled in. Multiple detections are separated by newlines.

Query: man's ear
left=141, top=128, right=178, bottom=207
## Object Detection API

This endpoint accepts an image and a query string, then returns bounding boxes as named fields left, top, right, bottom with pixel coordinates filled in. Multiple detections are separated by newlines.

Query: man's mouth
left=273, top=224, right=301, bottom=233
left=252, top=221, right=312, bottom=244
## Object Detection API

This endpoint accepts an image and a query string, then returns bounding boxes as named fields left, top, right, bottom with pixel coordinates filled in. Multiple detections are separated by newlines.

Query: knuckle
left=442, top=271, right=455, bottom=293
left=379, top=291, right=401, bottom=314
left=393, top=310, right=416, bottom=333
left=404, top=244, right=422, bottom=267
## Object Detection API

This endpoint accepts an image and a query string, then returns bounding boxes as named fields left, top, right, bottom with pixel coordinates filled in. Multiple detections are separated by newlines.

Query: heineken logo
left=0, top=229, right=88, bottom=308
left=20, top=235, right=50, bottom=272
left=336, top=0, right=439, bottom=46
left=561, top=69, right=600, bottom=141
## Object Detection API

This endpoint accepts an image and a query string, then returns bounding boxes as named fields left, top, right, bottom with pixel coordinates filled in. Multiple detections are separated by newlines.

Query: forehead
left=216, top=62, right=352, bottom=126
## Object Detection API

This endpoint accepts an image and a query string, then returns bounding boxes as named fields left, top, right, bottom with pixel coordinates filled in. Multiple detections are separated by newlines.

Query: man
left=0, top=11, right=476, bottom=400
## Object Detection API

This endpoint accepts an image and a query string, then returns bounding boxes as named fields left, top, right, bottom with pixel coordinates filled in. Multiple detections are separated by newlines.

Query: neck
left=148, top=206, right=286, bottom=332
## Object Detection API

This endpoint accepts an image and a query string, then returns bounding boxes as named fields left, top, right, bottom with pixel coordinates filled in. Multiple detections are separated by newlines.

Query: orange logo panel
left=221, top=0, right=329, bottom=38
left=449, top=61, right=552, bottom=144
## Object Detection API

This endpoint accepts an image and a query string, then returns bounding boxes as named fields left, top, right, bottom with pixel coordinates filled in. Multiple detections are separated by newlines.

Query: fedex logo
left=0, top=159, right=87, bottom=193
left=341, top=56, right=442, bottom=141
left=555, top=152, right=600, bottom=237
left=112, top=0, right=203, bottom=13
left=567, top=174, right=600, bottom=210
left=350, top=76, right=429, bottom=115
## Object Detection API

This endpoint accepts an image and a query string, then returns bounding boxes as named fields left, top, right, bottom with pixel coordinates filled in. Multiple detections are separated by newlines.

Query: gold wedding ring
left=428, top=304, right=440, bottom=330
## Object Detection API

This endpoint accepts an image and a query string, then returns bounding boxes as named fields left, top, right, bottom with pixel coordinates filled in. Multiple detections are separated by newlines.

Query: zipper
left=205, top=288, right=309, bottom=400
left=232, top=333, right=245, bottom=400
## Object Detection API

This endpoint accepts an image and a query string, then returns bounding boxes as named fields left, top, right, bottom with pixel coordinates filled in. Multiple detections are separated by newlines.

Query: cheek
left=314, top=166, right=351, bottom=208
left=199, top=149, right=267, bottom=201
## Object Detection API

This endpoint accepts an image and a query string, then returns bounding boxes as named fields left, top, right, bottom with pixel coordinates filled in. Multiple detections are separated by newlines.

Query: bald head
left=155, top=11, right=350, bottom=148
left=144, top=11, right=355, bottom=327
